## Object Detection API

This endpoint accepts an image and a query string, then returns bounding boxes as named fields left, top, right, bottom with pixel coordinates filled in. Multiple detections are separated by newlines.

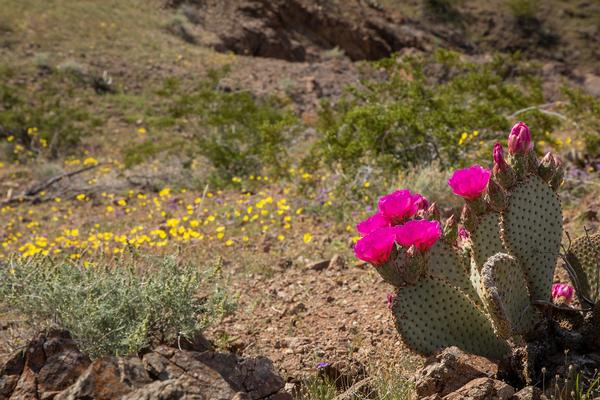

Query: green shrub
left=0, top=66, right=95, bottom=159
left=313, top=51, right=558, bottom=177
left=506, top=0, right=540, bottom=22
left=155, top=73, right=298, bottom=185
left=0, top=255, right=234, bottom=358
left=562, top=86, right=600, bottom=156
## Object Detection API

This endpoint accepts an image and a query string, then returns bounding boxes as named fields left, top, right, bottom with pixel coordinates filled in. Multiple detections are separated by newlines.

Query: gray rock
left=414, top=346, right=499, bottom=398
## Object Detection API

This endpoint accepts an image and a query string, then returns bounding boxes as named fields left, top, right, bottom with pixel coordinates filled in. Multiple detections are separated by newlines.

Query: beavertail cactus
left=566, top=231, right=600, bottom=303
left=355, top=121, right=567, bottom=360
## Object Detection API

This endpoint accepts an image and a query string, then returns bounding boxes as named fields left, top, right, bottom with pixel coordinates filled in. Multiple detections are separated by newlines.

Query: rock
left=9, top=366, right=38, bottom=400
left=583, top=73, right=600, bottom=97
left=0, top=350, right=24, bottom=398
left=443, top=377, right=514, bottom=400
left=37, top=349, right=90, bottom=394
left=121, top=373, right=236, bottom=400
left=175, top=0, right=435, bottom=62
left=53, top=356, right=147, bottom=400
left=142, top=351, right=184, bottom=381
left=2, top=330, right=288, bottom=400
left=329, top=255, right=345, bottom=270
left=414, top=346, right=499, bottom=398
left=511, top=386, right=548, bottom=400
left=196, top=351, right=285, bottom=399
left=308, top=259, right=330, bottom=271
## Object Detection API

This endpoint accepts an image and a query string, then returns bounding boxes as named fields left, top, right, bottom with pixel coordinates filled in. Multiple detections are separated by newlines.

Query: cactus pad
left=428, top=240, right=480, bottom=304
left=471, top=212, right=507, bottom=270
left=481, top=253, right=538, bottom=338
left=501, top=175, right=562, bottom=301
left=392, top=277, right=510, bottom=359
left=470, top=257, right=486, bottom=306
left=567, top=231, right=600, bottom=302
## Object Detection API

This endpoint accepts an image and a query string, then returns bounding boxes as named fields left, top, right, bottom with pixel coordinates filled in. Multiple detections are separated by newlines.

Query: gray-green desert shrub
left=0, top=256, right=234, bottom=358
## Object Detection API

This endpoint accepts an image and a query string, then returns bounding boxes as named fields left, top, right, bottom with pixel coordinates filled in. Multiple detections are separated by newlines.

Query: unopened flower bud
left=508, top=122, right=532, bottom=155
left=550, top=156, right=565, bottom=191
left=493, top=162, right=516, bottom=189
left=443, top=214, right=457, bottom=242
left=375, top=245, right=426, bottom=287
left=485, top=178, right=507, bottom=212
left=461, top=204, right=478, bottom=232
left=427, top=202, right=441, bottom=221
left=538, top=152, right=557, bottom=182
left=493, top=142, right=507, bottom=168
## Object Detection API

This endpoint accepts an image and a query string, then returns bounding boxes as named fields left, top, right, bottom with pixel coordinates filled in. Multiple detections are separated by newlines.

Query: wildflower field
left=1, top=0, right=600, bottom=398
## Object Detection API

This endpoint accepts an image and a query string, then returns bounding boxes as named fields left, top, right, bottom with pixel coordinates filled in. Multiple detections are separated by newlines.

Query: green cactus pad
left=567, top=231, right=600, bottom=302
left=471, top=212, right=507, bottom=270
left=470, top=257, right=486, bottom=305
left=481, top=253, right=538, bottom=338
left=501, top=175, right=562, bottom=301
left=428, top=240, right=480, bottom=304
left=392, top=277, right=510, bottom=359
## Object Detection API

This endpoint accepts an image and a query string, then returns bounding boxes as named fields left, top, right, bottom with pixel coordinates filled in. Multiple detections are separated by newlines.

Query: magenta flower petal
left=395, top=220, right=441, bottom=251
left=551, top=283, right=574, bottom=302
left=378, top=190, right=427, bottom=224
left=354, top=227, right=399, bottom=265
left=448, top=165, right=492, bottom=200
left=356, top=212, right=391, bottom=237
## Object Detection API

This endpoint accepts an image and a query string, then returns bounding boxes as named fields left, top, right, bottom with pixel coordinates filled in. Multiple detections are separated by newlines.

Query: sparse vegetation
left=0, top=255, right=234, bottom=358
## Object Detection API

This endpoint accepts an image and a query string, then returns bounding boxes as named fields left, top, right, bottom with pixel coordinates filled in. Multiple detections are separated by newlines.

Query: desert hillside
left=1, top=0, right=600, bottom=398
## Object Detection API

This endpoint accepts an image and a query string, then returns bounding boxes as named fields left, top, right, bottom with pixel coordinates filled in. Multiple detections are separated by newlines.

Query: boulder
left=443, top=377, right=514, bottom=400
left=0, top=330, right=287, bottom=400
left=414, top=346, right=499, bottom=398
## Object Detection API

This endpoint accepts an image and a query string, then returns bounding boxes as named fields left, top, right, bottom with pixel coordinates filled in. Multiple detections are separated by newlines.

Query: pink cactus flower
left=552, top=283, right=574, bottom=302
left=378, top=190, right=427, bottom=224
left=395, top=219, right=441, bottom=251
left=354, top=227, right=399, bottom=265
left=386, top=293, right=395, bottom=310
left=458, top=227, right=470, bottom=240
left=493, top=142, right=507, bottom=168
left=508, top=122, right=532, bottom=155
left=448, top=165, right=492, bottom=200
left=356, top=212, right=391, bottom=237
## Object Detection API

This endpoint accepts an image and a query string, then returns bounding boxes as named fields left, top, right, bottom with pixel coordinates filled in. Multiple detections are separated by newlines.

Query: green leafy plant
left=0, top=255, right=235, bottom=358
left=154, top=73, right=298, bottom=185
left=313, top=51, right=557, bottom=177
left=0, top=65, right=96, bottom=159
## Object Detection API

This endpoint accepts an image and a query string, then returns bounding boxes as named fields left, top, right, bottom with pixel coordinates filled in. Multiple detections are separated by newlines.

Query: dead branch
left=2, top=163, right=103, bottom=205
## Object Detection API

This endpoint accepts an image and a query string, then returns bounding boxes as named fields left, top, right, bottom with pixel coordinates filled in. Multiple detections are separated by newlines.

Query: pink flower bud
left=458, top=227, right=470, bottom=240
left=395, top=220, right=441, bottom=251
left=378, top=190, right=427, bottom=225
left=493, top=142, right=506, bottom=168
left=448, top=165, right=492, bottom=200
left=386, top=293, right=395, bottom=310
left=508, top=122, right=532, bottom=155
left=354, top=227, right=399, bottom=265
left=551, top=283, right=574, bottom=303
left=356, top=212, right=390, bottom=237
